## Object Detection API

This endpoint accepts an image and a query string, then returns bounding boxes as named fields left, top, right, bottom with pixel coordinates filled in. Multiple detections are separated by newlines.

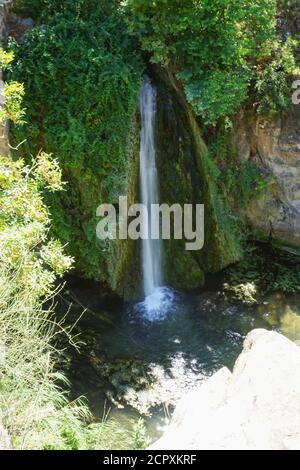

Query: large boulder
left=151, top=329, right=300, bottom=450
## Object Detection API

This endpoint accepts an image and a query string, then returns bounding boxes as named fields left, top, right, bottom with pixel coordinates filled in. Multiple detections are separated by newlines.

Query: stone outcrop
left=234, top=107, right=300, bottom=249
left=151, top=329, right=300, bottom=450
left=233, top=3, right=300, bottom=249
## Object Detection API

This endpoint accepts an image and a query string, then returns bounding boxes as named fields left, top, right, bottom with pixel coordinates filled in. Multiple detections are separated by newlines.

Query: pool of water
left=62, top=279, right=300, bottom=444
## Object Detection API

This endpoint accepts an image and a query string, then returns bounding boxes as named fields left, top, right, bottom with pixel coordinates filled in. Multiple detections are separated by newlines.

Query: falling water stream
left=139, top=77, right=163, bottom=297
left=138, top=77, right=175, bottom=320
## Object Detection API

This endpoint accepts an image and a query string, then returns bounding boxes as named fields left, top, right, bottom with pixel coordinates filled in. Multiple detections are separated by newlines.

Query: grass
left=0, top=265, right=149, bottom=450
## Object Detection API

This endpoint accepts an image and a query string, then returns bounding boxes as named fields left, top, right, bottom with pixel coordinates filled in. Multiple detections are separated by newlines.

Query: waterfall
left=135, top=76, right=175, bottom=321
left=139, top=76, right=163, bottom=297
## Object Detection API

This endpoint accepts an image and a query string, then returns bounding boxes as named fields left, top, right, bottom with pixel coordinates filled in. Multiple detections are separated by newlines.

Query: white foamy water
left=139, top=77, right=163, bottom=301
left=135, top=287, right=176, bottom=322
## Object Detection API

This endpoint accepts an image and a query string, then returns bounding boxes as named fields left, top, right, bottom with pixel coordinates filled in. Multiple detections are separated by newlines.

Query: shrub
left=0, top=59, right=146, bottom=448
left=8, top=2, right=143, bottom=281
left=223, top=245, right=300, bottom=303
left=127, top=0, right=278, bottom=124
left=255, top=37, right=300, bottom=117
left=0, top=153, right=145, bottom=450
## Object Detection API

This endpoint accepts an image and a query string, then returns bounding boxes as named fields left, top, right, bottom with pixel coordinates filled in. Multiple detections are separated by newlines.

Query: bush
left=127, top=0, right=278, bottom=124
left=223, top=245, right=300, bottom=303
left=13, top=0, right=120, bottom=21
left=0, top=42, right=148, bottom=449
left=255, top=37, right=300, bottom=117
left=0, top=153, right=76, bottom=449
left=8, top=2, right=143, bottom=281
left=0, top=153, right=146, bottom=450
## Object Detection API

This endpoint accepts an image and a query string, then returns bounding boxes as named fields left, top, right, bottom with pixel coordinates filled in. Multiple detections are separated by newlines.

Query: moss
left=223, top=244, right=300, bottom=300
left=107, top=117, right=142, bottom=300
left=165, top=250, right=205, bottom=290
left=8, top=6, right=144, bottom=297
left=9, top=5, right=243, bottom=297
left=153, top=67, right=242, bottom=290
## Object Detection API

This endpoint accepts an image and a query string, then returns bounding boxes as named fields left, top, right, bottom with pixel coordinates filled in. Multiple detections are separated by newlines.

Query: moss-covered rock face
left=8, top=4, right=144, bottom=299
left=106, top=120, right=142, bottom=300
left=32, top=111, right=142, bottom=300
left=153, top=68, right=242, bottom=289
left=8, top=3, right=242, bottom=298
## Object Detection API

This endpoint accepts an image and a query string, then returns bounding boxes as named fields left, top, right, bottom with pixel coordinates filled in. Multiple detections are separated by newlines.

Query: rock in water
left=150, top=329, right=300, bottom=450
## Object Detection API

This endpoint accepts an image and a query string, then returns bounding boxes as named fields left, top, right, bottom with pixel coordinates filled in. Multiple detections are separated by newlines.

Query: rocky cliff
left=235, top=107, right=300, bottom=250
left=234, top=4, right=300, bottom=250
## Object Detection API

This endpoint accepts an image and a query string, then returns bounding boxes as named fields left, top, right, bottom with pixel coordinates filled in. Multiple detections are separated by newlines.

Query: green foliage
left=9, top=6, right=141, bottom=177
left=0, top=81, right=26, bottom=124
left=13, top=0, right=122, bottom=21
left=131, top=418, right=150, bottom=450
left=209, top=124, right=269, bottom=210
left=0, top=154, right=142, bottom=450
left=255, top=37, right=300, bottom=117
left=0, top=154, right=71, bottom=298
left=221, top=156, right=269, bottom=210
left=201, top=149, right=245, bottom=255
left=12, top=0, right=44, bottom=18
left=0, top=154, right=77, bottom=449
left=127, top=0, right=277, bottom=124
left=224, top=245, right=300, bottom=302
left=223, top=280, right=258, bottom=304
left=0, top=48, right=25, bottom=124
left=0, top=69, right=143, bottom=449
left=0, top=78, right=75, bottom=449
left=184, top=69, right=251, bottom=126
left=201, top=123, right=271, bottom=261
left=0, top=48, right=15, bottom=69
left=8, top=2, right=143, bottom=281
left=0, top=258, right=142, bottom=449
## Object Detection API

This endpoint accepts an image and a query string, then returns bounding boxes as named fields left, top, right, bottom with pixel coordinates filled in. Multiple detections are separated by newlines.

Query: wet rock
left=151, top=329, right=300, bottom=450
left=154, top=66, right=242, bottom=291
left=6, top=14, right=34, bottom=40
left=90, top=357, right=160, bottom=414
left=92, top=354, right=208, bottom=416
